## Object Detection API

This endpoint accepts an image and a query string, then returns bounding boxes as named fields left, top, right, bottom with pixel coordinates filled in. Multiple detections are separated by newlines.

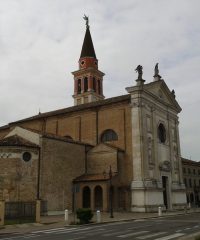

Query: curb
left=1, top=210, right=200, bottom=233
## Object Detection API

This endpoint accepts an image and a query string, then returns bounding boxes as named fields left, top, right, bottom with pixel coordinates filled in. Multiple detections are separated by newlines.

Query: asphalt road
left=1, top=213, right=200, bottom=240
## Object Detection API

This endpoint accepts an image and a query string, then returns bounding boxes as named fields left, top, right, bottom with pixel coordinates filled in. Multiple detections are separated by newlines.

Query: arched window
left=158, top=123, right=166, bottom=143
left=94, top=186, right=103, bottom=209
left=84, top=77, right=88, bottom=92
left=77, top=79, right=81, bottom=94
left=98, top=79, right=101, bottom=94
left=82, top=186, right=91, bottom=208
left=93, top=77, right=96, bottom=92
left=101, top=129, right=118, bottom=142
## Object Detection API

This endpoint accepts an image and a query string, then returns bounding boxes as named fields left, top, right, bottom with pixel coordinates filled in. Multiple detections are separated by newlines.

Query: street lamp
left=109, top=165, right=114, bottom=218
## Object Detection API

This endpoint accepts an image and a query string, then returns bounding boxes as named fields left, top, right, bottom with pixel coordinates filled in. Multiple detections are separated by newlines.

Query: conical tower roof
left=80, top=27, right=96, bottom=59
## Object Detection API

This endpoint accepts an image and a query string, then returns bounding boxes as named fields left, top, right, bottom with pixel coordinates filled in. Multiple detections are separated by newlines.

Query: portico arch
left=82, top=186, right=91, bottom=208
left=94, top=185, right=103, bottom=210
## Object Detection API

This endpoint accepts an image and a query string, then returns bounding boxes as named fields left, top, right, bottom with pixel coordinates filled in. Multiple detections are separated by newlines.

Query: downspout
left=37, top=147, right=41, bottom=200
left=96, top=109, right=99, bottom=144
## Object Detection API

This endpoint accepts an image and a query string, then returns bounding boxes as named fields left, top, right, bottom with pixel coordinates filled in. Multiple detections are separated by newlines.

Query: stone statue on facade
left=153, top=63, right=162, bottom=81
left=154, top=63, right=159, bottom=76
left=171, top=89, right=176, bottom=98
left=135, top=65, right=143, bottom=80
left=83, top=14, right=89, bottom=28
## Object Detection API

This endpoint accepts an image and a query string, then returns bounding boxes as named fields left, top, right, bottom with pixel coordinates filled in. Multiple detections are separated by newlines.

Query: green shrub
left=76, top=208, right=93, bottom=224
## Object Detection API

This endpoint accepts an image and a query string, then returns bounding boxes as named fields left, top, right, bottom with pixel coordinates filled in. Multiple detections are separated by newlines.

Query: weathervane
left=83, top=14, right=89, bottom=28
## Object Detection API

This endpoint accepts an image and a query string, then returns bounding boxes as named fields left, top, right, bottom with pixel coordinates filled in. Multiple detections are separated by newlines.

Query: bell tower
left=72, top=17, right=105, bottom=105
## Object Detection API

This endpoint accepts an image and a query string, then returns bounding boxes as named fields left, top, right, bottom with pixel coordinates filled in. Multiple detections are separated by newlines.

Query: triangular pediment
left=144, top=80, right=182, bottom=112
left=5, top=126, right=40, bottom=145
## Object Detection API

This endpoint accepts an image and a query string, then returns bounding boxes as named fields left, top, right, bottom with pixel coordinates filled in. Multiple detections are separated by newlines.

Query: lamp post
left=109, top=165, right=114, bottom=218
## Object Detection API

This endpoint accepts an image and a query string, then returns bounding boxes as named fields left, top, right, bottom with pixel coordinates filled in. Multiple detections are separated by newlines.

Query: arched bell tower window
left=93, top=77, right=96, bottom=92
left=158, top=123, right=166, bottom=143
left=84, top=77, right=88, bottom=92
left=101, top=129, right=118, bottom=142
left=98, top=79, right=101, bottom=94
left=77, top=79, right=81, bottom=94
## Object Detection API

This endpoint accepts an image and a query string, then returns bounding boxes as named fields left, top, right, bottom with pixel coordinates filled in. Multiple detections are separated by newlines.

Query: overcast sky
left=0, top=0, right=200, bottom=160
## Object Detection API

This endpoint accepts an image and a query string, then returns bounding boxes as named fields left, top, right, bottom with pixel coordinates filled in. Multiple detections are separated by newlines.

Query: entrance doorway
left=162, top=176, right=168, bottom=209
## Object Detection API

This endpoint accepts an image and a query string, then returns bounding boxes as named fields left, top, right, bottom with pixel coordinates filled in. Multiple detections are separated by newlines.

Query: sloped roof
left=73, top=173, right=110, bottom=182
left=181, top=157, right=200, bottom=166
left=8, top=126, right=94, bottom=147
left=5, top=94, right=130, bottom=125
left=0, top=134, right=38, bottom=148
left=80, top=27, right=96, bottom=58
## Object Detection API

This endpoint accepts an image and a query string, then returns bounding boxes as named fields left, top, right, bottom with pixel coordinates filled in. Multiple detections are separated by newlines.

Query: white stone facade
left=126, top=79, right=186, bottom=212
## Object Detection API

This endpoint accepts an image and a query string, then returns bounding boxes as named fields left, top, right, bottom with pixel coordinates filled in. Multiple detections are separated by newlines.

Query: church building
left=0, top=20, right=186, bottom=213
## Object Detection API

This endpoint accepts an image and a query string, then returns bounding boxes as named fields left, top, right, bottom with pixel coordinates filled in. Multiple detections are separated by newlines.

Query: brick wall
left=40, top=137, right=87, bottom=211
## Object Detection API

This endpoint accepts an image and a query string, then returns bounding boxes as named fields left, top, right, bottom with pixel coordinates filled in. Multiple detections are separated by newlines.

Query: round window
left=22, top=152, right=32, bottom=162
left=158, top=123, right=166, bottom=143
left=81, top=61, right=85, bottom=65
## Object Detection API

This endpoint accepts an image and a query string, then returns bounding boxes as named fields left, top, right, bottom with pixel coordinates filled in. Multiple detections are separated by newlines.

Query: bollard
left=65, top=209, right=69, bottom=224
left=36, top=200, right=41, bottom=223
left=96, top=210, right=101, bottom=223
left=188, top=202, right=191, bottom=209
left=158, top=206, right=162, bottom=216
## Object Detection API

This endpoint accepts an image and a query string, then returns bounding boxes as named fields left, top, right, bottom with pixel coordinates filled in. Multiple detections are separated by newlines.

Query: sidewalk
left=0, top=208, right=200, bottom=236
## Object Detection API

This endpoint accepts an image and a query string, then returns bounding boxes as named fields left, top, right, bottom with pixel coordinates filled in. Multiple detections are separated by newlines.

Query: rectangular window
left=198, top=170, right=200, bottom=175
left=193, top=169, right=196, bottom=175
left=184, top=178, right=187, bottom=187
left=189, top=179, right=192, bottom=187
left=194, top=179, right=196, bottom=186
left=188, top=168, right=191, bottom=174
left=183, top=168, right=186, bottom=174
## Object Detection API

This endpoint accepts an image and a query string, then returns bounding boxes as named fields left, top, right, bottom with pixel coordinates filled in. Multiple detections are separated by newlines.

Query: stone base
left=131, top=180, right=164, bottom=212
left=171, top=188, right=187, bottom=210
left=131, top=180, right=187, bottom=212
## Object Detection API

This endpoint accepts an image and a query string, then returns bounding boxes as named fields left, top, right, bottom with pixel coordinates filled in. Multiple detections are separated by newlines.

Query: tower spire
left=72, top=18, right=105, bottom=105
left=80, top=15, right=96, bottom=59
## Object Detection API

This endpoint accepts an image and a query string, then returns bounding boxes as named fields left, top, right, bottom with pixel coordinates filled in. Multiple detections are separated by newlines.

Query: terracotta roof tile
left=9, top=94, right=130, bottom=125
left=181, top=157, right=200, bottom=165
left=73, top=173, right=117, bottom=182
left=73, top=174, right=109, bottom=182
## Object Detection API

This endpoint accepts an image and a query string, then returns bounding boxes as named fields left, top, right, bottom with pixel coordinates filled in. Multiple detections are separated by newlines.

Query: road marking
left=103, top=230, right=132, bottom=237
left=137, top=232, right=167, bottom=239
left=84, top=228, right=107, bottom=236
left=184, top=227, right=191, bottom=231
left=22, top=235, right=41, bottom=239
left=66, top=237, right=85, bottom=240
left=135, top=219, right=146, bottom=222
left=117, top=231, right=149, bottom=238
left=34, top=227, right=78, bottom=234
left=127, top=225, right=152, bottom=230
left=154, top=233, right=185, bottom=240
left=0, top=236, right=25, bottom=240
left=194, top=225, right=199, bottom=228
left=31, top=227, right=66, bottom=233
left=175, top=229, right=182, bottom=232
